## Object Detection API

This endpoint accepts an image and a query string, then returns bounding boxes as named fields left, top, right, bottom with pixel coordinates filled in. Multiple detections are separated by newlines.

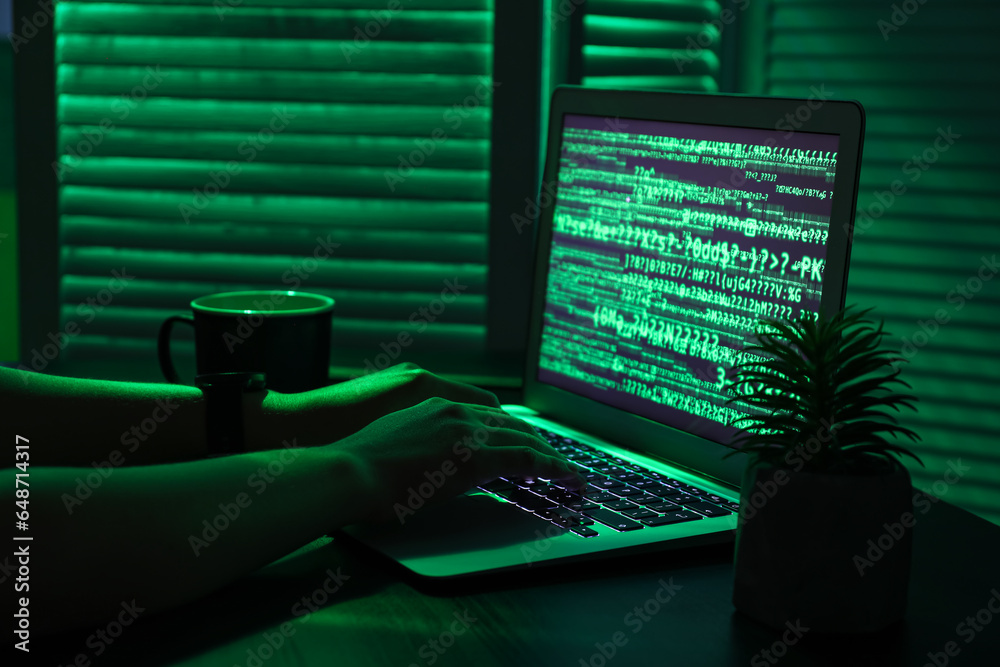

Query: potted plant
left=723, top=305, right=922, bottom=634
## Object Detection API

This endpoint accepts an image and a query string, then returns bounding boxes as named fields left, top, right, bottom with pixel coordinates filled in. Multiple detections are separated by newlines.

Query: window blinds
left=582, top=0, right=723, bottom=91
left=54, top=0, right=495, bottom=376
left=763, top=0, right=1000, bottom=524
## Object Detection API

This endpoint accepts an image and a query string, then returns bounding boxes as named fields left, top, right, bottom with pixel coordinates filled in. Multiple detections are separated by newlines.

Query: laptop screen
left=537, top=113, right=841, bottom=446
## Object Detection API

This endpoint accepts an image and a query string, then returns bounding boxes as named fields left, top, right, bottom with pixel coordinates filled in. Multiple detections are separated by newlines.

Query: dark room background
left=3, top=1, right=998, bottom=526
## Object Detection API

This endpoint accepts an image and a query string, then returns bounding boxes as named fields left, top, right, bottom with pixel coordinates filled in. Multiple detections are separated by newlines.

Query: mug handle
left=158, top=316, right=194, bottom=384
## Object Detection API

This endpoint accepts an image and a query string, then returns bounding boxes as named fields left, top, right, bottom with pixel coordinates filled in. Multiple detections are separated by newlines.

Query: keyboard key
left=686, top=502, right=733, bottom=518
left=646, top=502, right=682, bottom=514
left=662, top=492, right=699, bottom=505
left=555, top=510, right=595, bottom=525
left=633, top=494, right=665, bottom=506
left=640, top=511, right=702, bottom=526
left=702, top=494, right=728, bottom=504
left=592, top=478, right=626, bottom=490
left=612, top=487, right=643, bottom=497
left=622, top=508, right=658, bottom=520
left=604, top=500, right=639, bottom=511
left=504, top=488, right=539, bottom=503
left=506, top=489, right=556, bottom=511
left=548, top=491, right=582, bottom=505
left=584, top=508, right=644, bottom=532
left=478, top=479, right=515, bottom=492
left=518, top=497, right=558, bottom=511
left=616, top=472, right=644, bottom=482
left=562, top=500, right=599, bottom=512
left=720, top=502, right=740, bottom=512
left=584, top=492, right=619, bottom=503
left=571, top=526, right=600, bottom=538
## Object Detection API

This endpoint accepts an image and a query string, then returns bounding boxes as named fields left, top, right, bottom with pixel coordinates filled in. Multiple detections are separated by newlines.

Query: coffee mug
left=158, top=290, right=335, bottom=393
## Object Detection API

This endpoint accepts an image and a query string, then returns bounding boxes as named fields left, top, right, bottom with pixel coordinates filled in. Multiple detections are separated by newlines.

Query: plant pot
left=732, top=458, right=914, bottom=634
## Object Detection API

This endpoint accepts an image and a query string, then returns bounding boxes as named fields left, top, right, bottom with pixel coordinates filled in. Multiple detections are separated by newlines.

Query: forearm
left=29, top=445, right=360, bottom=634
left=1, top=367, right=297, bottom=466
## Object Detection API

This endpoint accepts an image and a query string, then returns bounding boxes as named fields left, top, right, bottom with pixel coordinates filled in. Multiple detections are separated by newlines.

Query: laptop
left=341, top=86, right=865, bottom=579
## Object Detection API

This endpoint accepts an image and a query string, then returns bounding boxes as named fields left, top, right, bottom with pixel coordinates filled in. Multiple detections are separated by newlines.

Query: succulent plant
left=723, top=305, right=922, bottom=473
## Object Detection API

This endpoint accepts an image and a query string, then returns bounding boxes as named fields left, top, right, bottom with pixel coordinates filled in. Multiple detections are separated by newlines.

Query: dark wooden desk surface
left=33, top=496, right=1000, bottom=667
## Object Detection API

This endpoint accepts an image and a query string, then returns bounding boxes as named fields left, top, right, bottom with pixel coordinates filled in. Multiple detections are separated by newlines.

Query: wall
left=0, top=1, right=17, bottom=361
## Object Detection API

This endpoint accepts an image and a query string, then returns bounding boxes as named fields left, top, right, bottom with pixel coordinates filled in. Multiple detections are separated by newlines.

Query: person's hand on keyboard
left=265, top=362, right=505, bottom=447
left=331, top=396, right=586, bottom=523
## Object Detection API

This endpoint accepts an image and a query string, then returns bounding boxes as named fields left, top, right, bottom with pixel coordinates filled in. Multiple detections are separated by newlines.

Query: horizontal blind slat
left=771, top=5, right=993, bottom=30
left=769, top=84, right=999, bottom=112
left=581, top=75, right=718, bottom=91
left=60, top=282, right=486, bottom=323
left=770, top=59, right=995, bottom=85
left=584, top=16, right=720, bottom=49
left=58, top=96, right=492, bottom=136
left=61, top=247, right=487, bottom=291
left=61, top=186, right=488, bottom=231
left=58, top=5, right=492, bottom=42
left=586, top=0, right=719, bottom=23
left=57, top=127, right=489, bottom=168
left=846, top=218, right=998, bottom=248
left=60, top=158, right=488, bottom=201
left=61, top=0, right=492, bottom=8
left=61, top=216, right=488, bottom=262
left=58, top=35, right=491, bottom=74
left=58, top=66, right=497, bottom=106
left=770, top=33, right=994, bottom=57
left=583, top=46, right=718, bottom=77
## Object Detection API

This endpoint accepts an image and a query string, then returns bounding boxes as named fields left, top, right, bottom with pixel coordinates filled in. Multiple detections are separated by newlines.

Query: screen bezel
left=522, top=86, right=865, bottom=489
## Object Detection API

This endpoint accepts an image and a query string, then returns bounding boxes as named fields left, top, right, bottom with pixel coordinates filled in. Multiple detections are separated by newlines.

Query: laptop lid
left=523, top=86, right=865, bottom=489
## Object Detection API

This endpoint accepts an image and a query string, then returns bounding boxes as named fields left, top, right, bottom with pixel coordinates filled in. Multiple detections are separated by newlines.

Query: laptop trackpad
left=344, top=491, right=559, bottom=560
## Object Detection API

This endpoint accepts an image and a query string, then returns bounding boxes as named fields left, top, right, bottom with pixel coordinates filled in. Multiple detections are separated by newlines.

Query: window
left=581, top=0, right=726, bottom=91
left=48, top=0, right=504, bottom=381
left=754, top=0, right=1000, bottom=524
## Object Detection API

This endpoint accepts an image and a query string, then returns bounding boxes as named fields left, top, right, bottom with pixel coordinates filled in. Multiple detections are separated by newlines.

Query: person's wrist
left=321, top=443, right=378, bottom=526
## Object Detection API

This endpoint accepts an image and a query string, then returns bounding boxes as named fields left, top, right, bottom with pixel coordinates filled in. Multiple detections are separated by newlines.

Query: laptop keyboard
left=477, top=427, right=739, bottom=538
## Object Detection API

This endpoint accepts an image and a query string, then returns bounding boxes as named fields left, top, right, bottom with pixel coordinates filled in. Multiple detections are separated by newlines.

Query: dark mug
left=158, top=290, right=335, bottom=393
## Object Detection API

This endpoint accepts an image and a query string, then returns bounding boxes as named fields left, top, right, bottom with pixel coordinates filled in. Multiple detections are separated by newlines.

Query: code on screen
left=538, top=114, right=841, bottom=445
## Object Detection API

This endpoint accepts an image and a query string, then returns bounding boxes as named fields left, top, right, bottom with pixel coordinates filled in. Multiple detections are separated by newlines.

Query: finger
left=437, top=381, right=501, bottom=409
left=466, top=406, right=563, bottom=459
left=480, top=439, right=586, bottom=489
left=395, top=364, right=501, bottom=409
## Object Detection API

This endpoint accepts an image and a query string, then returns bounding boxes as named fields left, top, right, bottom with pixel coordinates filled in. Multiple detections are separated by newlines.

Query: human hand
left=263, top=363, right=504, bottom=447
left=331, top=397, right=585, bottom=523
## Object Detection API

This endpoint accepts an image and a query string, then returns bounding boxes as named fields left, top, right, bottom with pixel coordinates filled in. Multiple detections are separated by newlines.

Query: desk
left=35, top=496, right=1000, bottom=667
